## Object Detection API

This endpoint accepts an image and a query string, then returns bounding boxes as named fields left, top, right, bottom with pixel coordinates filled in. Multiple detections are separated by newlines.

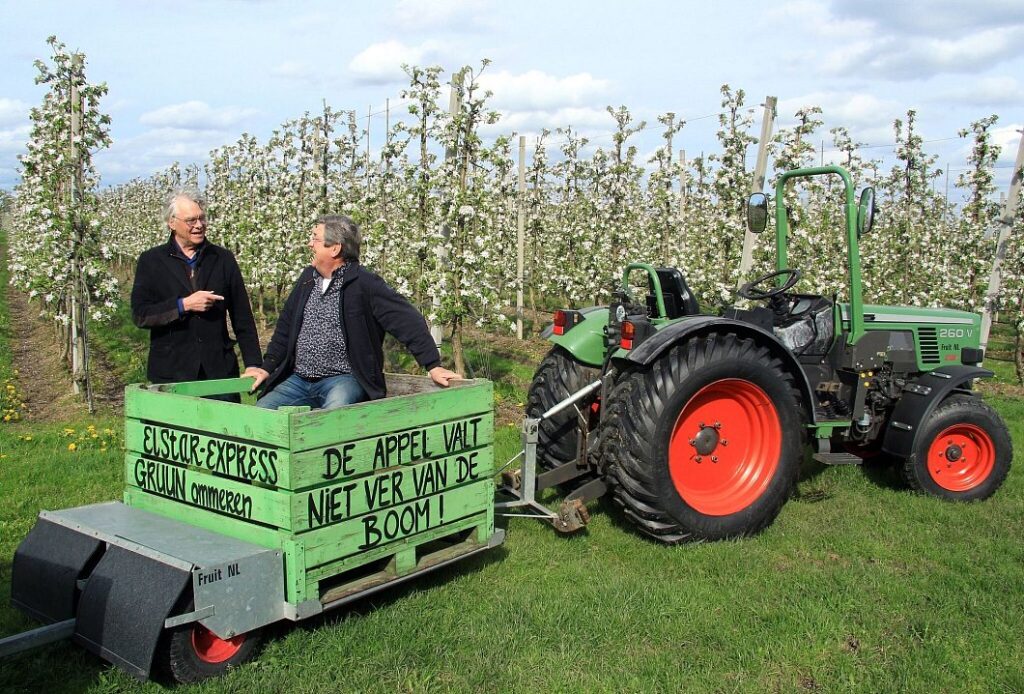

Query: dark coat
left=130, top=236, right=262, bottom=383
left=260, top=263, right=440, bottom=400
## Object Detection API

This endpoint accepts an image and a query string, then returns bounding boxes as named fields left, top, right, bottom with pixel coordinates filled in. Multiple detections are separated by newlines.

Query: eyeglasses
left=174, top=215, right=207, bottom=227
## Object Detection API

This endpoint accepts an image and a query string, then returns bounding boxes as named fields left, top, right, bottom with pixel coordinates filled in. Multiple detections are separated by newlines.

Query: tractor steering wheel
left=738, top=268, right=802, bottom=301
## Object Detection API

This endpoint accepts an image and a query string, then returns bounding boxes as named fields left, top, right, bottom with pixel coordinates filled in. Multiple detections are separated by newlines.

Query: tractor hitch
left=496, top=379, right=603, bottom=533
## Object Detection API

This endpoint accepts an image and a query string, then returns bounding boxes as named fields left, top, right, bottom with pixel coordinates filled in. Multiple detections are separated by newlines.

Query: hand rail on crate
left=138, top=377, right=253, bottom=397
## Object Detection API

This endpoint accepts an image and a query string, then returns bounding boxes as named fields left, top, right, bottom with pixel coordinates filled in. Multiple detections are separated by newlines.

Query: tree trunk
left=1015, top=319, right=1024, bottom=386
left=452, top=316, right=465, bottom=376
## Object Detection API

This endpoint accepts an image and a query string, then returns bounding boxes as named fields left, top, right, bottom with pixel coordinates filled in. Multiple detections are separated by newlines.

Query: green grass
left=87, top=298, right=148, bottom=386
left=1, top=388, right=1023, bottom=692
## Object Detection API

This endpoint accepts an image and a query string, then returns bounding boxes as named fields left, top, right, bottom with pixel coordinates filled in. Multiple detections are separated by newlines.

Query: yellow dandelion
left=67, top=443, right=77, bottom=452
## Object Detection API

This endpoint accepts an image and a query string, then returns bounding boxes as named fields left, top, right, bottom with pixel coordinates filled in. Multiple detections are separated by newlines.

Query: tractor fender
left=621, top=315, right=820, bottom=424
left=880, top=365, right=993, bottom=459
left=542, top=306, right=609, bottom=368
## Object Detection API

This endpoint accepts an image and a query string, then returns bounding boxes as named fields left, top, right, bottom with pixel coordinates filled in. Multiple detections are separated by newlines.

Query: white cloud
left=479, top=70, right=611, bottom=110
left=992, top=124, right=1024, bottom=163
left=348, top=40, right=445, bottom=84
left=935, top=77, right=1024, bottom=108
left=492, top=106, right=611, bottom=133
left=0, top=124, right=31, bottom=155
left=0, top=99, right=30, bottom=128
left=779, top=92, right=900, bottom=129
left=272, top=61, right=317, bottom=81
left=93, top=126, right=233, bottom=182
left=841, top=27, right=1024, bottom=80
left=393, top=0, right=493, bottom=30
left=769, top=0, right=871, bottom=38
left=830, top=0, right=1024, bottom=38
left=788, top=1, right=1024, bottom=80
left=138, top=101, right=259, bottom=130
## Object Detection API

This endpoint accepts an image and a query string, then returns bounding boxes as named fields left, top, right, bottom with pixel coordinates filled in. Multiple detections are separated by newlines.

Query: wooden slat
left=288, top=380, right=492, bottom=452
left=312, top=512, right=488, bottom=599
left=123, top=487, right=284, bottom=548
left=145, top=377, right=251, bottom=397
left=294, top=447, right=493, bottom=532
left=125, top=455, right=292, bottom=529
left=125, top=419, right=290, bottom=488
left=287, top=413, right=493, bottom=490
left=300, top=479, right=493, bottom=567
left=125, top=386, right=290, bottom=447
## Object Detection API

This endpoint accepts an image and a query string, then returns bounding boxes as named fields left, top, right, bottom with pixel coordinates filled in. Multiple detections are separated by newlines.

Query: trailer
left=2, top=375, right=502, bottom=683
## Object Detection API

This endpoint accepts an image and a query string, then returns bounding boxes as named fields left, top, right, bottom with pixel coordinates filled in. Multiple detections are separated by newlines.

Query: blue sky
left=1, top=0, right=1023, bottom=193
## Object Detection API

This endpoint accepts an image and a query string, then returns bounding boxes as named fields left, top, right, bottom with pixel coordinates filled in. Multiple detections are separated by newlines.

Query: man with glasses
left=247, top=214, right=458, bottom=410
left=130, top=188, right=262, bottom=399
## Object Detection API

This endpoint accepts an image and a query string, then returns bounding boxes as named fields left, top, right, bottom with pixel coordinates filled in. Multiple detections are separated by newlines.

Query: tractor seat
left=647, top=267, right=700, bottom=319
left=773, top=294, right=835, bottom=356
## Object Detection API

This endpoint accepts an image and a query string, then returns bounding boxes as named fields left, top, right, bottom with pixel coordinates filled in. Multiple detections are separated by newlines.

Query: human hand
left=182, top=290, right=225, bottom=312
left=243, top=367, right=269, bottom=392
left=428, top=366, right=461, bottom=387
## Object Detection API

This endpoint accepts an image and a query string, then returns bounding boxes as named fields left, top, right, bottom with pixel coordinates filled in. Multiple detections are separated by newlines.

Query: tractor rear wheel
left=526, top=346, right=600, bottom=472
left=900, top=394, right=1011, bottom=501
left=605, top=333, right=804, bottom=543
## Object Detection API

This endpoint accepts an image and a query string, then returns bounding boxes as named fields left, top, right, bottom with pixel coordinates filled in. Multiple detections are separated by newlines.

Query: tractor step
left=812, top=452, right=863, bottom=465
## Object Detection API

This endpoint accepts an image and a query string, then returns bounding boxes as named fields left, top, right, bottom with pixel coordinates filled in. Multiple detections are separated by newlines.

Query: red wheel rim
left=668, top=379, right=782, bottom=516
left=926, top=423, right=995, bottom=492
left=192, top=624, right=246, bottom=664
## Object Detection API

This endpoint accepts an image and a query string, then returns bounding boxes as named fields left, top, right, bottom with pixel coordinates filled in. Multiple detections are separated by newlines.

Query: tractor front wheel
left=901, top=394, right=1011, bottom=501
left=605, top=333, right=804, bottom=543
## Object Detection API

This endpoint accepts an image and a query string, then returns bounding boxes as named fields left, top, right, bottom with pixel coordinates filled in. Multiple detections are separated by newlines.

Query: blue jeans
left=256, top=373, right=368, bottom=411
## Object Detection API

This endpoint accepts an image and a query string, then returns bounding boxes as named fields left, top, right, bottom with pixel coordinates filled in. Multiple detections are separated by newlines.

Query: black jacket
left=260, top=263, right=440, bottom=400
left=130, top=236, right=262, bottom=383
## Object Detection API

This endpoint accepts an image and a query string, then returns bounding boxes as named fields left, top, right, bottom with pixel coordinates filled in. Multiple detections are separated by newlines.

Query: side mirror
left=857, top=187, right=876, bottom=238
left=746, top=193, right=769, bottom=234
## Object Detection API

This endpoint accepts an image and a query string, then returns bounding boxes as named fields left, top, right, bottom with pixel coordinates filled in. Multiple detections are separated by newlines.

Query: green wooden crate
left=123, top=375, right=496, bottom=606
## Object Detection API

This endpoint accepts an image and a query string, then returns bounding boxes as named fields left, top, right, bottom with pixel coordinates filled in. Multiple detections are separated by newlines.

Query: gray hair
left=317, top=214, right=361, bottom=261
left=163, top=187, right=206, bottom=223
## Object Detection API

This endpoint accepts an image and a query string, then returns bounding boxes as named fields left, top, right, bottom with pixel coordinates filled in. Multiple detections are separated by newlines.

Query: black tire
left=525, top=346, right=601, bottom=472
left=604, top=332, right=805, bottom=543
left=158, top=611, right=262, bottom=683
left=900, top=394, right=1012, bottom=501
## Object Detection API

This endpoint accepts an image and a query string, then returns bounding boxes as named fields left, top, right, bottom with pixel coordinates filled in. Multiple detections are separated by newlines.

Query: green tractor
left=521, top=165, right=1012, bottom=543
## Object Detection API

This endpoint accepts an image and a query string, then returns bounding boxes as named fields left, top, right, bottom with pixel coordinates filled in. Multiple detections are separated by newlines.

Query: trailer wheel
left=901, top=394, right=1012, bottom=501
left=605, top=332, right=804, bottom=543
left=526, top=346, right=600, bottom=471
left=161, top=615, right=262, bottom=683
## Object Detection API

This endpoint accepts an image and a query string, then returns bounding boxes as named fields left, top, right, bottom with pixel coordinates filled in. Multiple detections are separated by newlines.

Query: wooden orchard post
left=429, top=72, right=464, bottom=347
left=980, top=128, right=1024, bottom=350
left=737, top=96, right=777, bottom=286
left=516, top=136, right=526, bottom=340
left=69, top=53, right=93, bottom=410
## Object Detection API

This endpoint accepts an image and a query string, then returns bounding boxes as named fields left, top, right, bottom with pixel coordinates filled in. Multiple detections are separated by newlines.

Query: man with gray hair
left=248, top=214, right=458, bottom=409
left=130, top=188, right=262, bottom=396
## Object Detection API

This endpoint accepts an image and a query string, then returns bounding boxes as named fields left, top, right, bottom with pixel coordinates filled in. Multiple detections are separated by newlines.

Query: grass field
left=1, top=246, right=1023, bottom=691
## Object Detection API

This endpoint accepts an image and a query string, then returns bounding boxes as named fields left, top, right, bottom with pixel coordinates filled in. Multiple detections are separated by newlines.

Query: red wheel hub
left=192, top=624, right=246, bottom=664
left=926, top=423, right=995, bottom=492
left=668, top=379, right=782, bottom=516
